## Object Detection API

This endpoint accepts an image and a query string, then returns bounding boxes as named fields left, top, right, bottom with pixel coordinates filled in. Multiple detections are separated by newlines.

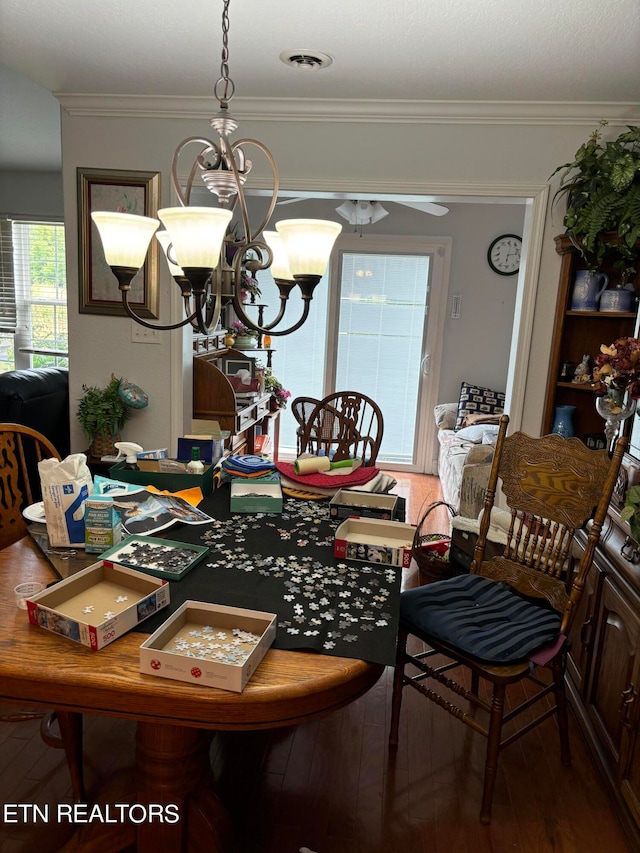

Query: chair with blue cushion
left=389, top=414, right=626, bottom=824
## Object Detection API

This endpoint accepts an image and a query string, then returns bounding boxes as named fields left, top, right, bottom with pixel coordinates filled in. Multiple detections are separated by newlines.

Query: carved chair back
left=0, top=423, right=61, bottom=551
left=299, top=391, right=384, bottom=466
left=472, top=415, right=627, bottom=636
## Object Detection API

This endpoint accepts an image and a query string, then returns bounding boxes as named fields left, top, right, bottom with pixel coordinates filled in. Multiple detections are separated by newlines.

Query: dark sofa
left=0, top=367, right=70, bottom=457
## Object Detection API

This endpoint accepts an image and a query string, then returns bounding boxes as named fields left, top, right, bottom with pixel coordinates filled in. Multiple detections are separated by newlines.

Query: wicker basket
left=411, top=500, right=457, bottom=584
left=88, top=432, right=120, bottom=459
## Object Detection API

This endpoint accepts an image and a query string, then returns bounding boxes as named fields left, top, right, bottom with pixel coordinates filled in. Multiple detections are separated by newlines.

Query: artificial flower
left=593, top=337, right=640, bottom=399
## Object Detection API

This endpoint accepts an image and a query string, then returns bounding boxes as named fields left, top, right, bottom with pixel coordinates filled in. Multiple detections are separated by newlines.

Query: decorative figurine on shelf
left=572, top=354, right=592, bottom=384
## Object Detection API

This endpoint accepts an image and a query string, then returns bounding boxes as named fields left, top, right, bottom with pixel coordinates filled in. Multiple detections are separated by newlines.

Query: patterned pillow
left=455, top=382, right=505, bottom=431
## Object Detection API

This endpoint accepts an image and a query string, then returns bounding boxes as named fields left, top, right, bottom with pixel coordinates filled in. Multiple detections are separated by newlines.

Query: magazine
left=92, top=477, right=213, bottom=536
left=108, top=490, right=214, bottom=536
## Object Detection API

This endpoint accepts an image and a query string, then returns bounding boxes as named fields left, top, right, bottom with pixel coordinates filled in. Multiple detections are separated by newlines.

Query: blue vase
left=551, top=405, right=576, bottom=438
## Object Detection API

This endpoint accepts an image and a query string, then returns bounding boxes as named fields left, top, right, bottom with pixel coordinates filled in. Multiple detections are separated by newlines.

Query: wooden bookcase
left=542, top=235, right=640, bottom=440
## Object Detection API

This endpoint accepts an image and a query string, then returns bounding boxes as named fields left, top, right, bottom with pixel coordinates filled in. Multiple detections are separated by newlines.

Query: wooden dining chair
left=0, top=422, right=86, bottom=802
left=298, top=391, right=384, bottom=466
left=290, top=396, right=323, bottom=455
left=389, top=415, right=627, bottom=824
left=0, top=423, right=61, bottom=550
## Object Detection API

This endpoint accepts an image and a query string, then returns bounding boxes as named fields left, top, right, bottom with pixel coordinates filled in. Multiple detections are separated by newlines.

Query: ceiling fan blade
left=397, top=200, right=449, bottom=217
left=276, top=197, right=306, bottom=206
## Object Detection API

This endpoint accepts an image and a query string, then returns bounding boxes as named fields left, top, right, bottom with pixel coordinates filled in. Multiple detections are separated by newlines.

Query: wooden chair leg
left=389, top=626, right=409, bottom=747
left=40, top=710, right=86, bottom=802
left=480, top=682, right=506, bottom=825
left=551, top=654, right=571, bottom=766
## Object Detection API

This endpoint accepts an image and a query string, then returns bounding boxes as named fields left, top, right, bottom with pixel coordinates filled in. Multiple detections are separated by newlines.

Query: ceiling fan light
left=336, top=200, right=357, bottom=222
left=155, top=230, right=184, bottom=277
left=369, top=202, right=389, bottom=223
left=157, top=207, right=232, bottom=269
left=335, top=200, right=389, bottom=226
left=91, top=212, right=159, bottom=268
left=276, top=219, right=342, bottom=278
left=263, top=230, right=295, bottom=280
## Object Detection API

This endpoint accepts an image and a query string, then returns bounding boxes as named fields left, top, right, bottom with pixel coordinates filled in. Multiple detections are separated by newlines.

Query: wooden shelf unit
left=542, top=235, right=640, bottom=440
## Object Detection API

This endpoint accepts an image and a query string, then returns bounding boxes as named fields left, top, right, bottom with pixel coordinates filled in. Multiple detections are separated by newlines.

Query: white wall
left=0, top=170, right=63, bottom=218
left=52, top=100, right=639, bottom=450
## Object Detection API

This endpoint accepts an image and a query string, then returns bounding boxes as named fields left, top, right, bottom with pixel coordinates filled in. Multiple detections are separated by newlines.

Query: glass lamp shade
left=91, top=212, right=159, bottom=268
left=275, top=219, right=342, bottom=278
left=155, top=230, right=184, bottom=277
left=263, top=230, right=295, bottom=280
left=157, top=207, right=232, bottom=269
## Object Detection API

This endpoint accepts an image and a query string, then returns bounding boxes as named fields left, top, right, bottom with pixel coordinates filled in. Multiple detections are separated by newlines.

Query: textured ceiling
left=1, top=0, right=639, bottom=171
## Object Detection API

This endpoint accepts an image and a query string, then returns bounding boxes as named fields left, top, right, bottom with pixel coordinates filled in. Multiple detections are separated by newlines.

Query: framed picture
left=221, top=357, right=256, bottom=378
left=78, top=168, right=161, bottom=317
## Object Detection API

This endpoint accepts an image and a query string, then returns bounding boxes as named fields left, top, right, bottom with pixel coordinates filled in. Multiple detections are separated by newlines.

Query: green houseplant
left=550, top=121, right=640, bottom=281
left=76, top=375, right=131, bottom=457
left=621, top=484, right=640, bottom=542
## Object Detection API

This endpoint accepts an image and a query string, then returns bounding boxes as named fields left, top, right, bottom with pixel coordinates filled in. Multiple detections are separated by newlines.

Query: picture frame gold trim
left=78, top=168, right=161, bottom=318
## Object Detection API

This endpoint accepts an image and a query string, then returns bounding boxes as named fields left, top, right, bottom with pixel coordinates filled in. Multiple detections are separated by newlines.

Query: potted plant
left=263, top=367, right=291, bottom=410
left=230, top=320, right=259, bottom=349
left=550, top=121, right=640, bottom=282
left=77, top=375, right=131, bottom=457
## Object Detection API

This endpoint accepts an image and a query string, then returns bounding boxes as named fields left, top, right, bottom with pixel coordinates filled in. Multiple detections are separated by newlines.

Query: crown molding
left=56, top=94, right=640, bottom=126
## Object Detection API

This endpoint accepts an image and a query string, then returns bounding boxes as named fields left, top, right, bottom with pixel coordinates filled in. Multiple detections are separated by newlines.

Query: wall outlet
left=131, top=322, right=162, bottom=344
left=451, top=294, right=462, bottom=319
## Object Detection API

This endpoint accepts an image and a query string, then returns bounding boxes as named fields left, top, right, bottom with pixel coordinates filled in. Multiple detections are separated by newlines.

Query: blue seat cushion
left=400, top=574, right=562, bottom=664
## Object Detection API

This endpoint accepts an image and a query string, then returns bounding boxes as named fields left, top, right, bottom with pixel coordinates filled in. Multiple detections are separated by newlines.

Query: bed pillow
left=455, top=382, right=505, bottom=431
left=456, top=423, right=499, bottom=443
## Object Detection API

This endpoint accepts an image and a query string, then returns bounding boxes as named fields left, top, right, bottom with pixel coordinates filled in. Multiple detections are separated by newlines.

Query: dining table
left=0, top=485, right=401, bottom=852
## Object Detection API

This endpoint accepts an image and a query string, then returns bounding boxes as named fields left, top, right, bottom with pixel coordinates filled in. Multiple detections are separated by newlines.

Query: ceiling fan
left=275, top=195, right=449, bottom=223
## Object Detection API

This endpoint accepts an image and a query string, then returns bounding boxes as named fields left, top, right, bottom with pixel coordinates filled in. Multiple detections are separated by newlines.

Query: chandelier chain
left=217, top=0, right=233, bottom=108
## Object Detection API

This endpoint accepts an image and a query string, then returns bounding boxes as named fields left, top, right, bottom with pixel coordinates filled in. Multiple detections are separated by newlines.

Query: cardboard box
left=84, top=495, right=122, bottom=554
left=109, top=459, right=214, bottom=496
left=26, top=561, right=170, bottom=650
left=139, top=600, right=277, bottom=692
left=100, top=535, right=208, bottom=581
left=177, top=437, right=223, bottom=464
left=329, top=489, right=399, bottom=521
left=334, top=517, right=415, bottom=568
left=230, top=476, right=283, bottom=513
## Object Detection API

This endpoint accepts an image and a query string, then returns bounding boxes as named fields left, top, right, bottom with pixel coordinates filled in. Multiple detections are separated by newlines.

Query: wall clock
left=487, top=234, right=522, bottom=276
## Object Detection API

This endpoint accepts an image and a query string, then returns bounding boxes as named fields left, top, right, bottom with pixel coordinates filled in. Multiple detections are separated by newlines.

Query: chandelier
left=91, top=0, right=342, bottom=337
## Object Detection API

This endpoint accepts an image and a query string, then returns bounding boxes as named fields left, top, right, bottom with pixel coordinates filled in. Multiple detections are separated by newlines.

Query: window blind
left=0, top=219, right=17, bottom=333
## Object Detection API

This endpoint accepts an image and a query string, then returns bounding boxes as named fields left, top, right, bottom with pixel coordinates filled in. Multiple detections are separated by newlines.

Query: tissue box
left=334, top=517, right=415, bottom=568
left=109, top=459, right=214, bottom=496
left=230, top=475, right=283, bottom=513
left=26, top=561, right=170, bottom=650
left=329, top=489, right=399, bottom=521
left=139, top=600, right=277, bottom=692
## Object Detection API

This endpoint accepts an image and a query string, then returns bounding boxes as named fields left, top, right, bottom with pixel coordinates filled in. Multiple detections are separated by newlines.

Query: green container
left=109, top=459, right=214, bottom=496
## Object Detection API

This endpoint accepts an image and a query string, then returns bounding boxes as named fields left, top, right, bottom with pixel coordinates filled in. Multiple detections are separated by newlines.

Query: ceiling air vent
left=279, top=51, right=333, bottom=71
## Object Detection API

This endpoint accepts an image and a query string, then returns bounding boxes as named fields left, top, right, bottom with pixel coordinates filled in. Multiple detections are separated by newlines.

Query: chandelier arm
left=171, top=137, right=222, bottom=206
left=230, top=138, right=279, bottom=240
left=120, top=289, right=201, bottom=332
left=231, top=288, right=312, bottom=337
left=220, top=135, right=251, bottom=241
left=200, top=273, right=224, bottom=334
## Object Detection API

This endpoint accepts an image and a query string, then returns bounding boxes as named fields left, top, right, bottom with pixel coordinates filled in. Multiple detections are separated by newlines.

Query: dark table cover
left=134, top=485, right=404, bottom=666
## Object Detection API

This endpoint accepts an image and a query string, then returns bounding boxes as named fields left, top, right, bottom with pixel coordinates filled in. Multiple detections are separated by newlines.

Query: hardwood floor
left=0, top=474, right=633, bottom=853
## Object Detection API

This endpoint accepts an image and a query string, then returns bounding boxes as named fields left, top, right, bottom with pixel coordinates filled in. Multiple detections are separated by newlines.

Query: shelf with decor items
left=542, top=234, right=640, bottom=441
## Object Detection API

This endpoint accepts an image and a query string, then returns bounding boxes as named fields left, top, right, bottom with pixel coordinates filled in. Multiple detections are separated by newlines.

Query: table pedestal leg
left=135, top=722, right=234, bottom=853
